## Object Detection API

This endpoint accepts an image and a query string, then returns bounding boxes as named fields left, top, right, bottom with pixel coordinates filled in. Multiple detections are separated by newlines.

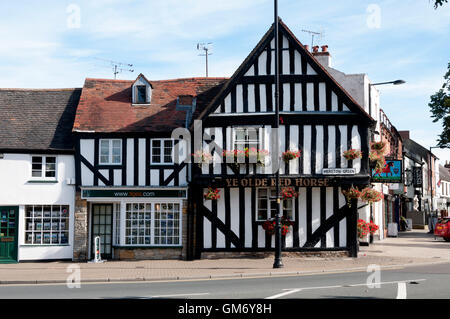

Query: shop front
left=80, top=187, right=188, bottom=260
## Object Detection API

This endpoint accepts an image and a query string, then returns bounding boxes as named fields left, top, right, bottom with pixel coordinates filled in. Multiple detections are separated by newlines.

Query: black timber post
left=348, top=198, right=359, bottom=258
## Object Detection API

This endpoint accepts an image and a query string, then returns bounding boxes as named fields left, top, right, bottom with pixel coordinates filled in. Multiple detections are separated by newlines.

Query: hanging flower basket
left=369, top=151, right=385, bottom=172
left=192, top=150, right=213, bottom=167
left=360, top=187, right=383, bottom=204
left=342, top=187, right=361, bottom=207
left=367, top=221, right=379, bottom=235
left=357, top=219, right=370, bottom=239
left=204, top=187, right=220, bottom=201
left=370, top=141, right=387, bottom=155
left=280, top=187, right=298, bottom=200
left=262, top=217, right=294, bottom=236
left=282, top=150, right=301, bottom=163
left=343, top=149, right=362, bottom=161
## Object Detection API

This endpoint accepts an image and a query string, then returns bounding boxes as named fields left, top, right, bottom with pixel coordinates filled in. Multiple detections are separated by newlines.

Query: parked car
left=434, top=218, right=450, bottom=241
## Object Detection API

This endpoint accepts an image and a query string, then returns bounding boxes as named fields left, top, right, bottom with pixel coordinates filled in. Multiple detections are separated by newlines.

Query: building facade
left=190, top=21, right=375, bottom=259
left=0, top=89, right=80, bottom=262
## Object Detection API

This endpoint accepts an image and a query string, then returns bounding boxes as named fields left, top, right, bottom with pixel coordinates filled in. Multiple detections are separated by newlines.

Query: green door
left=0, top=206, right=18, bottom=263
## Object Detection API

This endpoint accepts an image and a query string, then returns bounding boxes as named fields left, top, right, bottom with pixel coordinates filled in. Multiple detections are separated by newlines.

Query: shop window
left=24, top=205, right=69, bottom=245
left=151, top=139, right=174, bottom=164
left=99, top=139, right=122, bottom=165
left=124, top=202, right=181, bottom=246
left=256, top=188, right=293, bottom=221
left=31, top=156, right=57, bottom=179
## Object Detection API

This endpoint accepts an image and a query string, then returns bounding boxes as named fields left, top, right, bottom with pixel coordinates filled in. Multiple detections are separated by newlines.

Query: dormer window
left=132, top=73, right=152, bottom=105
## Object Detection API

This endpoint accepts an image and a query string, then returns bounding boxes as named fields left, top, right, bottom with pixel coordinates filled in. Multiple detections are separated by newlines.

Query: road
left=1, top=262, right=450, bottom=299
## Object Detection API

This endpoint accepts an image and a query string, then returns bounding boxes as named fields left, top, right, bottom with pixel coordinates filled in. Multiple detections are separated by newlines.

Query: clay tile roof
left=73, top=77, right=228, bottom=133
left=0, top=88, right=81, bottom=151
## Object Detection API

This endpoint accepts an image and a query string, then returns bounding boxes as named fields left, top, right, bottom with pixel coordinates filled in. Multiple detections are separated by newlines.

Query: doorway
left=0, top=206, right=18, bottom=263
left=91, top=204, right=113, bottom=259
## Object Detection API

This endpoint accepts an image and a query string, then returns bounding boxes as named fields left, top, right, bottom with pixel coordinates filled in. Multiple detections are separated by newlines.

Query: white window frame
left=24, top=205, right=70, bottom=245
left=30, top=155, right=57, bottom=181
left=119, top=199, right=183, bottom=247
left=99, top=139, right=122, bottom=165
left=256, top=188, right=294, bottom=222
left=151, top=138, right=175, bottom=165
left=232, top=126, right=262, bottom=151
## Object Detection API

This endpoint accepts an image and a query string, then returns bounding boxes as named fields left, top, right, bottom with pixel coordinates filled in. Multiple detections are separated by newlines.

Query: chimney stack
left=312, top=44, right=332, bottom=68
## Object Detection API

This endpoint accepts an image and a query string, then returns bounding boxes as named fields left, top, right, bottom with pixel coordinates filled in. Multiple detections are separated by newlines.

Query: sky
left=0, top=0, right=449, bottom=162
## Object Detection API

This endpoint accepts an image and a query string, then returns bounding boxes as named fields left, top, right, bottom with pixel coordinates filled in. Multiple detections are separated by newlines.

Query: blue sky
left=1, top=0, right=449, bottom=162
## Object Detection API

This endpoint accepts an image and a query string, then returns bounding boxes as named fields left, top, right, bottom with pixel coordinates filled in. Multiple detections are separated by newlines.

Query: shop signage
left=412, top=166, right=423, bottom=188
left=225, top=177, right=331, bottom=188
left=81, top=189, right=187, bottom=199
left=371, top=160, right=403, bottom=183
left=322, top=168, right=356, bottom=175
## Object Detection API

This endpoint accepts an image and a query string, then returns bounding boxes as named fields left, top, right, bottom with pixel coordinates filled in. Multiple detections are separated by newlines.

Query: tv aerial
left=197, top=42, right=213, bottom=77
left=93, top=57, right=134, bottom=79
left=301, top=28, right=324, bottom=48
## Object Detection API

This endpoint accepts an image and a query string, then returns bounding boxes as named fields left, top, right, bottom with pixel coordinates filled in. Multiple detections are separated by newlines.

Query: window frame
left=255, top=188, right=294, bottom=222
left=30, top=155, right=58, bottom=181
left=232, top=126, right=262, bottom=151
left=24, top=205, right=70, bottom=246
left=151, top=138, right=175, bottom=165
left=117, top=200, right=182, bottom=247
left=99, top=139, right=122, bottom=165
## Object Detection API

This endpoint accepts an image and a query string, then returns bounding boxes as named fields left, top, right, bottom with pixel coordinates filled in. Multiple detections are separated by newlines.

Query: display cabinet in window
left=24, top=205, right=69, bottom=245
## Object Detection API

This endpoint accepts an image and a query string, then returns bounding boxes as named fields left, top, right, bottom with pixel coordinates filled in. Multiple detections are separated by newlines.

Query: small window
left=151, top=139, right=174, bottom=164
left=256, top=188, right=294, bottom=221
left=136, top=85, right=147, bottom=104
left=99, top=139, right=122, bottom=165
left=31, top=156, right=57, bottom=179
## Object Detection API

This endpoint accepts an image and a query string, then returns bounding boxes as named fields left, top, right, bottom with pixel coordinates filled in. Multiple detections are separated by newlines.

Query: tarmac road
left=1, top=261, right=449, bottom=299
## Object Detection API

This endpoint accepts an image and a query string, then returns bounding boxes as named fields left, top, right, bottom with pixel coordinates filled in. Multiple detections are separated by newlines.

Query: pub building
left=0, top=89, right=81, bottom=263
left=188, top=20, right=376, bottom=259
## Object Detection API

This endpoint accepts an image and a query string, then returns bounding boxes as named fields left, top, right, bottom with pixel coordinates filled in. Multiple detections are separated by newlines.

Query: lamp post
left=273, top=0, right=283, bottom=269
left=368, top=79, right=405, bottom=243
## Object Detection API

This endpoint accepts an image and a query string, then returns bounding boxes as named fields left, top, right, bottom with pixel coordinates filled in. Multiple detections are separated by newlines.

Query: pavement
left=1, top=228, right=449, bottom=285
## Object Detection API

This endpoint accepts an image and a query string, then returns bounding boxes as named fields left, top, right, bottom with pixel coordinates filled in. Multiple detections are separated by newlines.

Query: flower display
left=357, top=219, right=379, bottom=239
left=342, top=187, right=361, bottom=207
left=203, top=187, right=220, bottom=201
left=342, top=149, right=362, bottom=161
left=370, top=141, right=387, bottom=155
left=360, top=187, right=383, bottom=204
left=280, top=187, right=298, bottom=200
left=369, top=151, right=385, bottom=172
left=357, top=219, right=370, bottom=239
left=222, top=148, right=270, bottom=167
left=192, top=150, right=213, bottom=167
left=282, top=150, right=301, bottom=163
left=262, top=216, right=294, bottom=236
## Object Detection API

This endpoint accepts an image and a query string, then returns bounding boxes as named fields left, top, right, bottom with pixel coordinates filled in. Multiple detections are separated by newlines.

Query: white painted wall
left=0, top=153, right=75, bottom=260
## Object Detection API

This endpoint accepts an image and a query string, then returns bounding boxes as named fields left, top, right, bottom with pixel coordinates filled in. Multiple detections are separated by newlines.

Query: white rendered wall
left=0, top=153, right=75, bottom=260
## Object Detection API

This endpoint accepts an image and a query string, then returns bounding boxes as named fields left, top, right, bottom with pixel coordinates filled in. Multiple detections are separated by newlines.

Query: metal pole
left=205, top=48, right=209, bottom=77
left=273, top=0, right=283, bottom=269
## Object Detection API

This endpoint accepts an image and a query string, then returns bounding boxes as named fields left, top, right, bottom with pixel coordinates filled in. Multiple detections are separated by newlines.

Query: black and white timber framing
left=74, top=133, right=188, bottom=188
left=190, top=20, right=375, bottom=258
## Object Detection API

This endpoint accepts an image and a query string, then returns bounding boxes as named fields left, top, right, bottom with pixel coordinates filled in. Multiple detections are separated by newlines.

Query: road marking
left=266, top=279, right=426, bottom=298
left=148, top=292, right=210, bottom=298
left=265, top=289, right=302, bottom=299
left=396, top=282, right=407, bottom=299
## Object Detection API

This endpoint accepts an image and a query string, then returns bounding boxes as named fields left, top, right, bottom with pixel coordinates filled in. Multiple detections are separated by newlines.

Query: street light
left=367, top=79, right=405, bottom=243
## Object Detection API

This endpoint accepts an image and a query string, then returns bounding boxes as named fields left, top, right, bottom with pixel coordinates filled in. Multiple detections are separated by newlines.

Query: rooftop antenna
left=301, top=29, right=324, bottom=49
left=197, top=43, right=212, bottom=77
left=93, top=57, right=134, bottom=79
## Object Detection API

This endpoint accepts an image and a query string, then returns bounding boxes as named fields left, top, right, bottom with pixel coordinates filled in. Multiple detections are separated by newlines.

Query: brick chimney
left=312, top=44, right=332, bottom=68
left=398, top=131, right=410, bottom=140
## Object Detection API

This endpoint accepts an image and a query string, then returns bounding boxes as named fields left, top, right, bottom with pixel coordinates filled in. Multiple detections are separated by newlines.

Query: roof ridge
left=85, top=77, right=229, bottom=83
